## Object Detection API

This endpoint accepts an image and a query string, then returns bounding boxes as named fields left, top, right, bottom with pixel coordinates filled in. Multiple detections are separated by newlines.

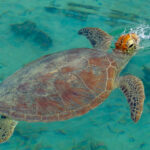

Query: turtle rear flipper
left=119, top=75, right=145, bottom=122
left=78, top=27, right=112, bottom=50
left=0, top=116, right=18, bottom=143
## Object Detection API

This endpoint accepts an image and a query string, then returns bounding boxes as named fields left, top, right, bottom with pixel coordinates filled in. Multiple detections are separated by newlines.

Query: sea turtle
left=0, top=27, right=145, bottom=143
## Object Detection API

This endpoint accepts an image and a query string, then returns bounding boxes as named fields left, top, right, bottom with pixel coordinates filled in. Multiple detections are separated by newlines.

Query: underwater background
left=0, top=0, right=150, bottom=149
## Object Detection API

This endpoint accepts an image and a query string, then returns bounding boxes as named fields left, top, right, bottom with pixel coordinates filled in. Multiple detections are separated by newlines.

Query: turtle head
left=115, top=33, right=140, bottom=55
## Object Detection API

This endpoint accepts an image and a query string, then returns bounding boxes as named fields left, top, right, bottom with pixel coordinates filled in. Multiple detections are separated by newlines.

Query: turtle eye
left=129, top=44, right=133, bottom=48
left=127, top=39, right=136, bottom=50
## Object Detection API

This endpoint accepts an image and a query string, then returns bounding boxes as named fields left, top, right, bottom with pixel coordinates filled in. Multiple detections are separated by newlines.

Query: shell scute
left=10, top=112, right=25, bottom=120
left=58, top=111, right=74, bottom=121
left=89, top=56, right=109, bottom=67
left=108, top=67, right=116, bottom=79
left=106, top=79, right=114, bottom=91
left=79, top=69, right=107, bottom=93
left=41, top=114, right=59, bottom=122
left=36, top=96, right=65, bottom=115
left=26, top=115, right=42, bottom=121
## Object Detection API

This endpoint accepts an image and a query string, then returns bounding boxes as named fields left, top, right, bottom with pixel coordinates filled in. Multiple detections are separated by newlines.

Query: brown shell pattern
left=0, top=48, right=117, bottom=122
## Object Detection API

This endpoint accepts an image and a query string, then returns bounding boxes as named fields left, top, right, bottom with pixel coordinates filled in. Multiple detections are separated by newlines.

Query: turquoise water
left=0, top=0, right=150, bottom=149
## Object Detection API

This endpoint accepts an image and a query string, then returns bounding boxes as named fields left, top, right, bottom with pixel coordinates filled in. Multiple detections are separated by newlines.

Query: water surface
left=0, top=0, right=150, bottom=150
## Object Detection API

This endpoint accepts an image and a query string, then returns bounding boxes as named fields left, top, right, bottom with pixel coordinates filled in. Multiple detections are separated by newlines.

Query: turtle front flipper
left=0, top=116, right=18, bottom=143
left=78, top=27, right=112, bottom=50
left=118, top=75, right=145, bottom=122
